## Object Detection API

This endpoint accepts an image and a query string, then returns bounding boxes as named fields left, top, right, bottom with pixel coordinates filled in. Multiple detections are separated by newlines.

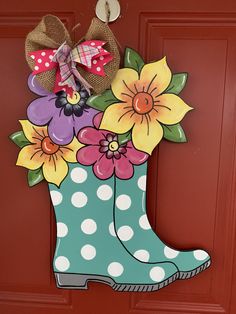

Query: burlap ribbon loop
left=25, top=15, right=120, bottom=94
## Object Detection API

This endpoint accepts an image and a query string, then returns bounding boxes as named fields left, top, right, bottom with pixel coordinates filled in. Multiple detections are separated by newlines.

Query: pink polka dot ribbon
left=29, top=40, right=113, bottom=96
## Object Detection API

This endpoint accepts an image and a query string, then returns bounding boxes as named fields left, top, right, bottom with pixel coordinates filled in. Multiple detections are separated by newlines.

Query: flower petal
left=114, top=156, right=134, bottom=179
left=77, top=146, right=102, bottom=165
left=16, top=144, right=44, bottom=170
left=93, top=154, right=114, bottom=180
left=140, top=57, right=171, bottom=97
left=19, top=120, right=47, bottom=143
left=93, top=112, right=103, bottom=129
left=74, top=108, right=99, bottom=136
left=78, top=127, right=106, bottom=145
left=111, top=68, right=139, bottom=101
left=28, top=74, right=52, bottom=97
left=60, top=137, right=84, bottom=162
left=154, top=94, right=193, bottom=125
left=132, top=118, right=164, bottom=155
left=43, top=155, right=69, bottom=186
left=27, top=95, right=57, bottom=126
left=125, top=141, right=149, bottom=165
left=48, top=109, right=74, bottom=145
left=100, top=103, right=137, bottom=134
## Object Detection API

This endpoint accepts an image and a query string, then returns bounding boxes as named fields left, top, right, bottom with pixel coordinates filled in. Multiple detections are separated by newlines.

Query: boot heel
left=55, top=273, right=88, bottom=289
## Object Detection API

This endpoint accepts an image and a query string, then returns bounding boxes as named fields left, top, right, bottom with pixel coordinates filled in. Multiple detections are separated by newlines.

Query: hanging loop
left=95, top=0, right=121, bottom=23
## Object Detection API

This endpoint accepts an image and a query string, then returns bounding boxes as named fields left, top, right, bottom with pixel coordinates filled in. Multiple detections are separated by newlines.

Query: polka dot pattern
left=57, top=222, right=68, bottom=238
left=137, top=175, right=146, bottom=191
left=164, top=246, right=179, bottom=259
left=71, top=167, right=88, bottom=184
left=133, top=249, right=150, bottom=262
left=71, top=192, right=88, bottom=208
left=117, top=226, right=134, bottom=241
left=81, top=219, right=97, bottom=235
left=109, top=222, right=116, bottom=237
left=107, top=262, right=124, bottom=277
left=116, top=194, right=131, bottom=211
left=50, top=191, right=63, bottom=206
left=193, top=250, right=209, bottom=261
left=97, top=185, right=113, bottom=201
left=149, top=266, right=165, bottom=282
left=81, top=244, right=96, bottom=260
left=55, top=256, right=70, bottom=271
left=139, top=214, right=151, bottom=230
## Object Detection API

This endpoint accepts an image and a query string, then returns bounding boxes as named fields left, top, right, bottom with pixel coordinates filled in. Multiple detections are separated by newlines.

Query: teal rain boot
left=114, top=162, right=211, bottom=279
left=49, top=163, right=179, bottom=291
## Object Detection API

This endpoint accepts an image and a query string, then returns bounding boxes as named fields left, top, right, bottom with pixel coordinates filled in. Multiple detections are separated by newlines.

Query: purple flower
left=27, top=74, right=98, bottom=145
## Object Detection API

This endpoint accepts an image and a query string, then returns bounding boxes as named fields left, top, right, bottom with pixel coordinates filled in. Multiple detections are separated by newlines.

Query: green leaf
left=87, top=89, right=119, bottom=112
left=9, top=131, right=30, bottom=148
left=162, top=123, right=187, bottom=143
left=124, top=48, right=145, bottom=73
left=118, top=131, right=131, bottom=145
left=166, top=73, right=188, bottom=95
left=28, top=168, right=44, bottom=187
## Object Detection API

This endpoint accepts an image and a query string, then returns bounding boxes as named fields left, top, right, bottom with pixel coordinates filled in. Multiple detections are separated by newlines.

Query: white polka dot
left=98, top=46, right=101, bottom=49
left=70, top=167, right=88, bottom=184
left=31, top=55, right=35, bottom=59
left=97, top=185, right=113, bottom=201
left=150, top=266, right=165, bottom=282
left=55, top=256, right=70, bottom=271
left=49, top=55, right=53, bottom=60
left=193, top=250, right=209, bottom=261
left=41, top=52, right=46, bottom=56
left=50, top=190, right=63, bottom=206
left=37, top=58, right=42, bottom=63
left=45, top=62, right=50, bottom=67
left=109, top=222, right=116, bottom=237
left=96, top=67, right=101, bottom=72
left=53, top=49, right=57, bottom=53
left=57, top=222, right=68, bottom=238
left=133, top=249, right=150, bottom=262
left=107, top=262, right=124, bottom=277
left=34, top=65, right=39, bottom=71
left=71, top=192, right=88, bottom=208
left=93, top=60, right=97, bottom=64
left=100, top=56, right=104, bottom=60
left=116, top=194, right=131, bottom=210
left=81, top=244, right=96, bottom=260
left=138, top=175, right=146, bottom=191
left=117, top=225, right=134, bottom=241
left=164, top=246, right=179, bottom=259
left=91, top=42, right=95, bottom=46
left=139, top=214, right=151, bottom=230
left=81, top=219, right=97, bottom=235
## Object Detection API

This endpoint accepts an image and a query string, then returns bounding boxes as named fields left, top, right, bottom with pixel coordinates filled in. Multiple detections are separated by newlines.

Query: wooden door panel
left=1, top=3, right=236, bottom=314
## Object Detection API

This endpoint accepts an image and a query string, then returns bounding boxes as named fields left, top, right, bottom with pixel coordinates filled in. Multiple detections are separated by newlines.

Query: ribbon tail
left=71, top=65, right=92, bottom=95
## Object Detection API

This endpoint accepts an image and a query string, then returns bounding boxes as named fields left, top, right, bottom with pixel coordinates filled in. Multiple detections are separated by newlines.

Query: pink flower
left=77, top=113, right=148, bottom=180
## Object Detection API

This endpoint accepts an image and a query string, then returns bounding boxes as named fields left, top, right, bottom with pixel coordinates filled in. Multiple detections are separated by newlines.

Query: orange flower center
left=132, top=92, right=154, bottom=114
left=41, top=137, right=59, bottom=155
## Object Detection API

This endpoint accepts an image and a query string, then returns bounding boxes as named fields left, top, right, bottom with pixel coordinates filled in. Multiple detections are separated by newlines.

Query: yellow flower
left=16, top=120, right=83, bottom=186
left=100, top=57, right=192, bottom=155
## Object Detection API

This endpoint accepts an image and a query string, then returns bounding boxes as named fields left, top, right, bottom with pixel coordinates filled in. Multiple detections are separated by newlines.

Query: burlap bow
left=25, top=15, right=120, bottom=94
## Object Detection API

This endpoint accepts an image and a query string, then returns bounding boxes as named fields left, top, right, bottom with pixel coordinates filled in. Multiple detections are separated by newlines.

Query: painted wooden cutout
left=10, top=38, right=211, bottom=291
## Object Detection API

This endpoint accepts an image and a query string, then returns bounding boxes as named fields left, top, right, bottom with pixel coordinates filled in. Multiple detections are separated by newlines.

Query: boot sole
left=179, top=259, right=211, bottom=280
left=55, top=271, right=179, bottom=292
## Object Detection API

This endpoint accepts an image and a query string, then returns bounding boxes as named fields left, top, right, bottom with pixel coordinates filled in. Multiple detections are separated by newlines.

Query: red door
left=1, top=1, right=236, bottom=313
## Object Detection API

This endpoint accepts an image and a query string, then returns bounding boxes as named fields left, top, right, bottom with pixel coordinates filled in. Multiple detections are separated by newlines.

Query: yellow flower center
left=41, top=137, right=59, bottom=155
left=66, top=92, right=81, bottom=105
left=132, top=92, right=154, bottom=114
left=108, top=141, right=119, bottom=152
